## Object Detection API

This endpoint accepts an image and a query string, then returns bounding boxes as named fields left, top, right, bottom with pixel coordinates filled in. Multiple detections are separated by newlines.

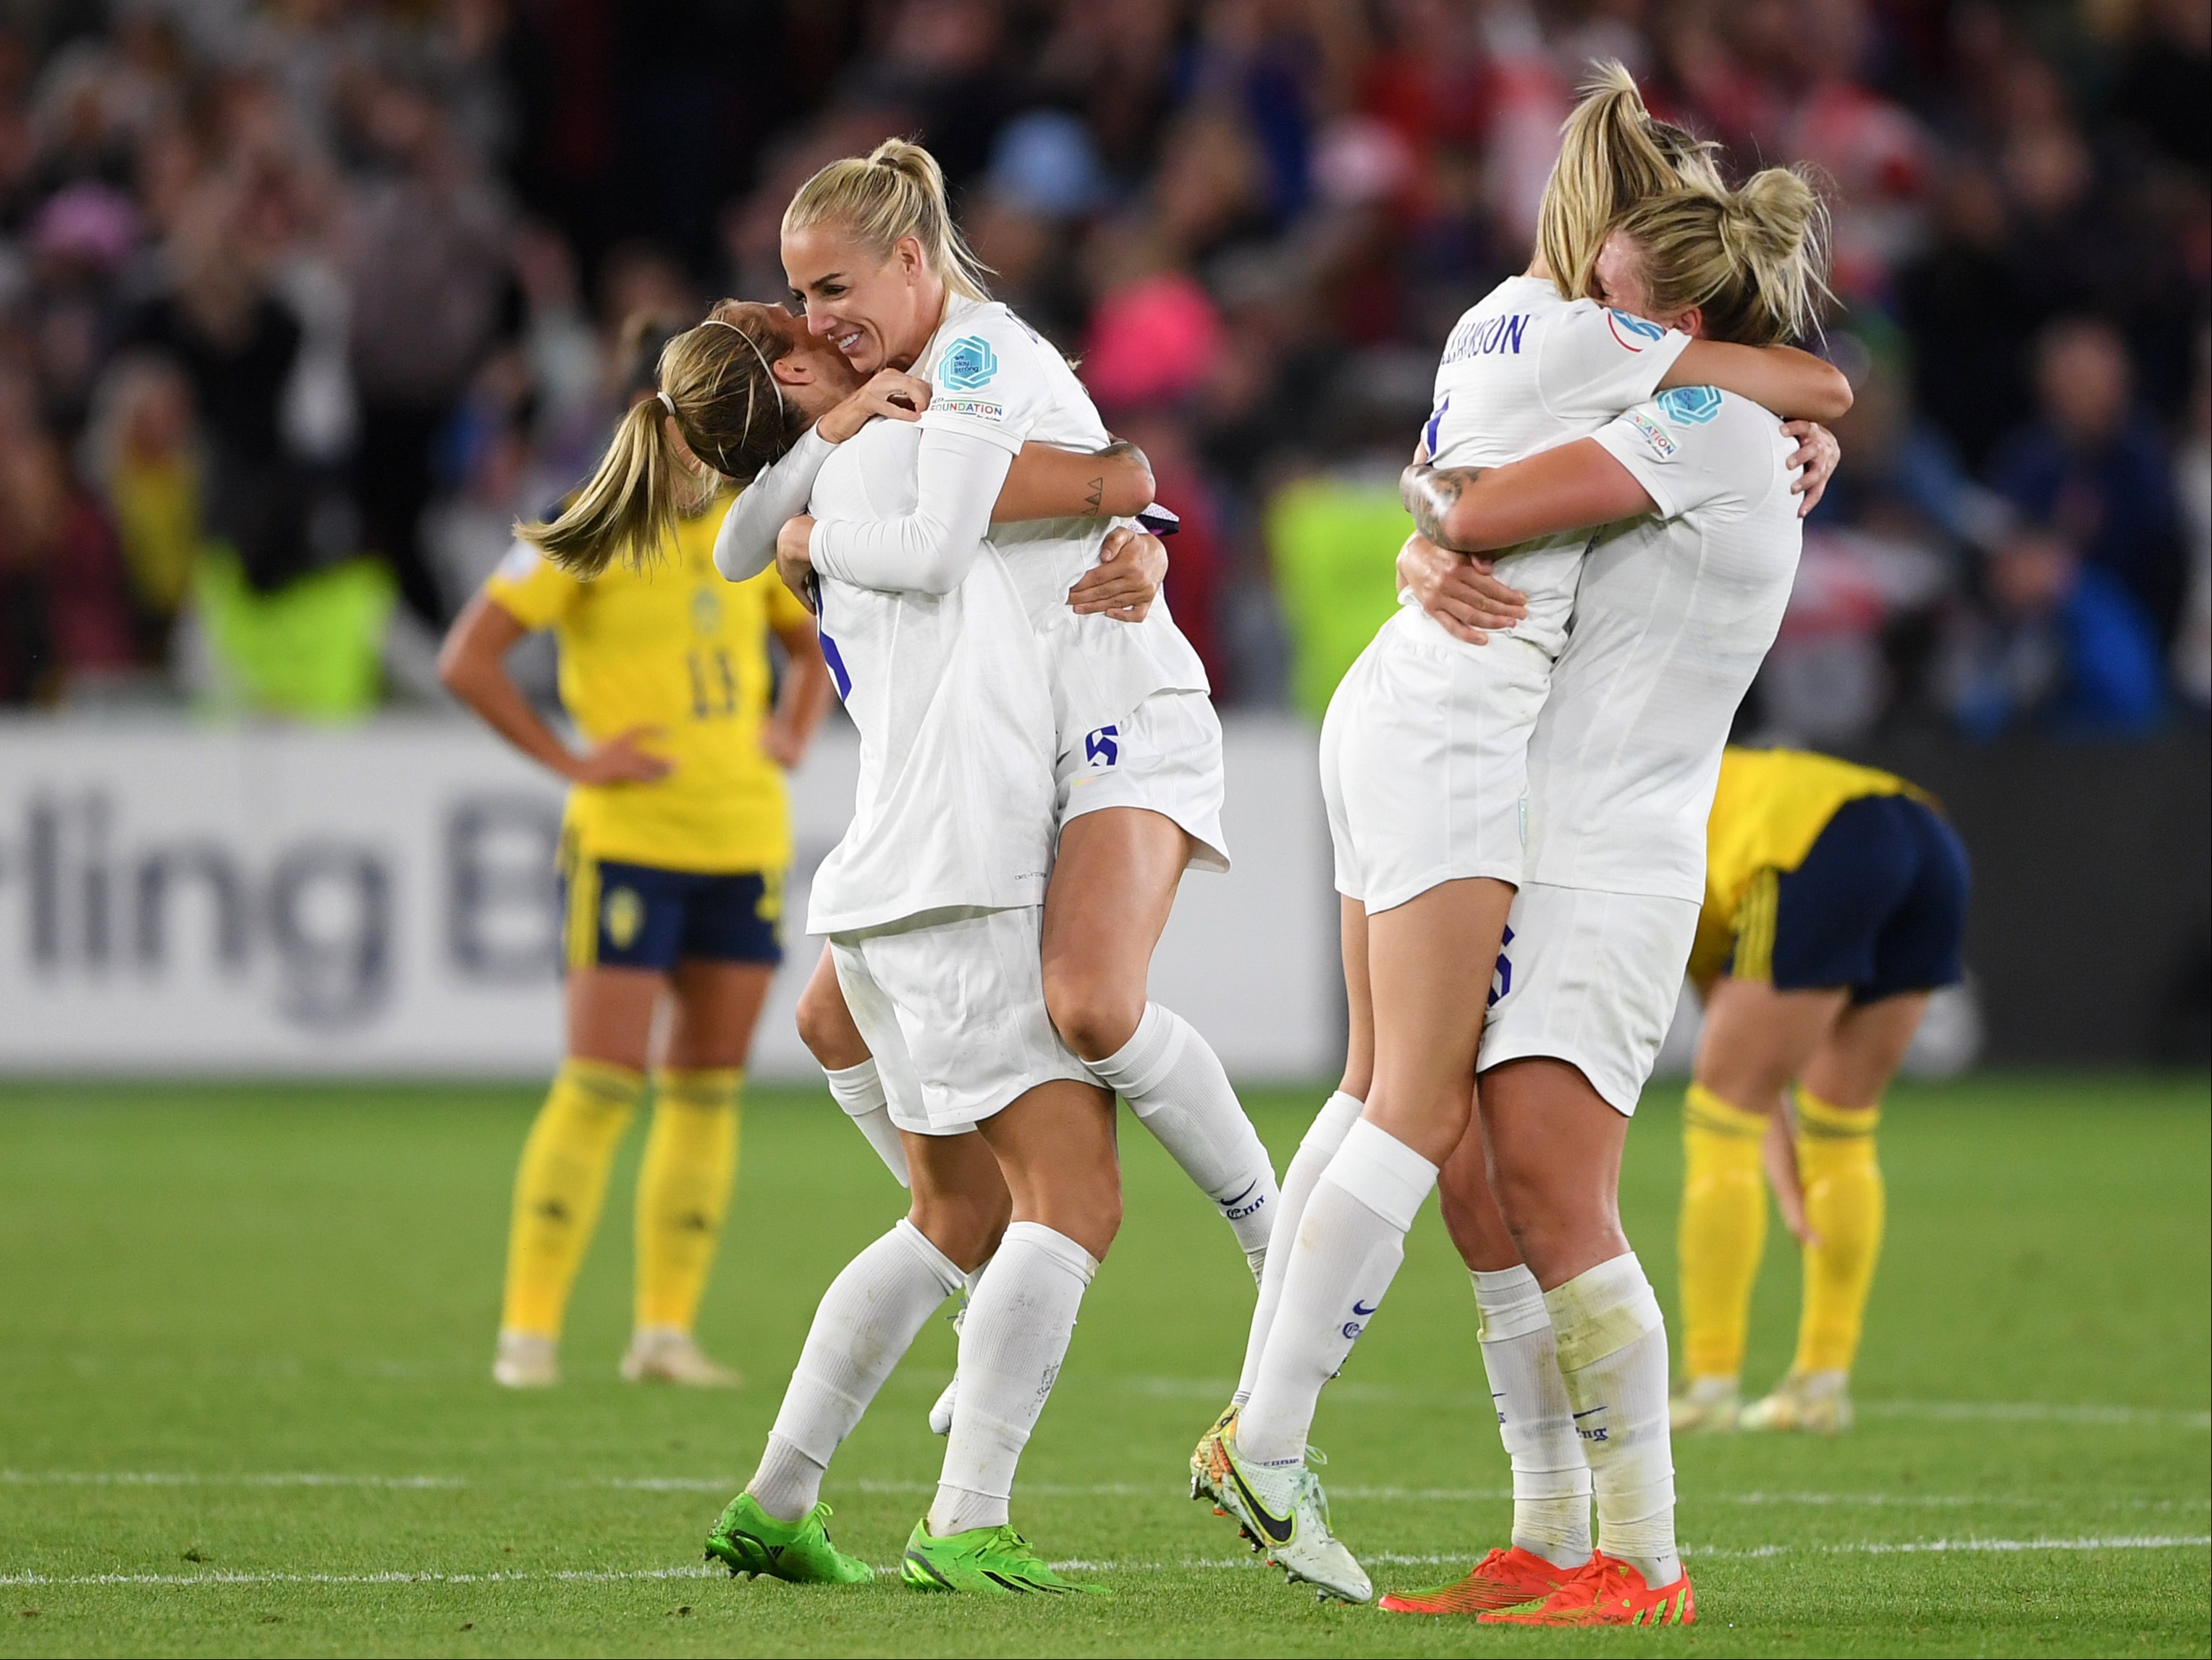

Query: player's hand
left=1067, top=526, right=1166, bottom=621
left=759, top=717, right=806, bottom=769
left=1763, top=1105, right=1822, bottom=1247
left=1398, top=532, right=1527, bottom=645
left=567, top=725, right=672, bottom=785
left=776, top=515, right=816, bottom=610
left=1783, top=420, right=1840, bottom=518
left=816, top=369, right=933, bottom=444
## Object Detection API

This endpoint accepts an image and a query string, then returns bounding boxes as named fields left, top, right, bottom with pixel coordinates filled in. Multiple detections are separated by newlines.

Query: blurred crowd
left=0, top=0, right=2205, bottom=741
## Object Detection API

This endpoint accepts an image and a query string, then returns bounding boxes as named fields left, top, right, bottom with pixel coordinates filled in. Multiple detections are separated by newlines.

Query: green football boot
left=705, top=1492, right=875, bottom=1585
left=898, top=1519, right=1109, bottom=1596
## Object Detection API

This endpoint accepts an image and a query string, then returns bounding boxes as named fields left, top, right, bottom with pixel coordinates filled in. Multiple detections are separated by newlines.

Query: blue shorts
left=560, top=857, right=783, bottom=973
left=1731, top=794, right=1969, bottom=1004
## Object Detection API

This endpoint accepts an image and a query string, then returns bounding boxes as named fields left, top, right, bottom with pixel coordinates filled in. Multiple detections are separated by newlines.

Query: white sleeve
left=1537, top=304, right=1694, bottom=426
left=913, top=310, right=1046, bottom=455
left=1590, top=388, right=1761, bottom=521
left=712, top=426, right=836, bottom=581
left=809, top=424, right=1014, bottom=596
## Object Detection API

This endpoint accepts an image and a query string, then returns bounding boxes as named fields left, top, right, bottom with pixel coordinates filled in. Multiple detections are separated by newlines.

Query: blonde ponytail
left=520, top=307, right=803, bottom=578
left=1611, top=166, right=1833, bottom=346
left=783, top=137, right=992, bottom=300
left=1536, top=60, right=1726, bottom=301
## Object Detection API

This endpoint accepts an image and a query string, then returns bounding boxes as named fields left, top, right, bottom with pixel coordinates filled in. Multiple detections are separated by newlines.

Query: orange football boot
left=1478, top=1551, right=1695, bottom=1627
left=1377, top=1546, right=1583, bottom=1614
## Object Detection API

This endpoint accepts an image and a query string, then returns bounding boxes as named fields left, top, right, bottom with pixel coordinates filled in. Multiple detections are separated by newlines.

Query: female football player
left=1372, top=172, right=1841, bottom=1626
left=1671, top=745, right=1968, bottom=1438
left=1207, top=64, right=1846, bottom=1615
left=442, top=314, right=832, bottom=1391
left=462, top=310, right=1157, bottom=1393
left=714, top=142, right=1283, bottom=1305
left=522, top=232, right=1173, bottom=1585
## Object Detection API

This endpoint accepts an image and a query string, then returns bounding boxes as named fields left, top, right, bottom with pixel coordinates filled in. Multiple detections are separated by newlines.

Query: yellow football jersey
left=485, top=493, right=814, bottom=873
left=1689, top=746, right=1932, bottom=987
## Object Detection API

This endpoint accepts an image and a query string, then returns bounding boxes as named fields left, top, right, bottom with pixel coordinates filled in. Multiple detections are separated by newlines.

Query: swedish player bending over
left=1673, top=745, right=1969, bottom=1436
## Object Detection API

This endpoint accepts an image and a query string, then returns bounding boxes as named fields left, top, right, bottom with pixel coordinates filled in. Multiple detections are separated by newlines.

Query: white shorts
left=1477, top=881, right=1700, bottom=1116
left=1320, top=613, right=1548, bottom=914
left=1055, top=688, right=1230, bottom=874
left=830, top=906, right=1096, bottom=1137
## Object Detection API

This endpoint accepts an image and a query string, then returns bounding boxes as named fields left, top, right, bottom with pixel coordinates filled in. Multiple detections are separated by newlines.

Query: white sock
left=1544, top=1252, right=1680, bottom=1587
left=1091, top=1003, right=1279, bottom=1265
left=1236, top=1091, right=1362, bottom=1404
left=1236, top=1119, right=1437, bottom=1466
left=1473, top=1265, right=1593, bottom=1569
left=824, top=1059, right=908, bottom=1188
left=930, top=1221, right=1097, bottom=1536
left=748, top=1218, right=960, bottom=1521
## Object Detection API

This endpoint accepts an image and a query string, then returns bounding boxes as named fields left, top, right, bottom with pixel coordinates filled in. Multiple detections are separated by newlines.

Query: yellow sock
left=501, top=1059, right=643, bottom=1339
left=1679, top=1083, right=1772, bottom=1382
left=635, top=1067, right=743, bottom=1333
left=1792, top=1087, right=1884, bottom=1376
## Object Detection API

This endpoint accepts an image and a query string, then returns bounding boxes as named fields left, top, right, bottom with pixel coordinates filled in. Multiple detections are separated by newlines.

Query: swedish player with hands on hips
left=717, top=142, right=1283, bottom=1445
left=1673, top=746, right=1969, bottom=1438
left=437, top=315, right=834, bottom=1391
left=1202, top=63, right=1847, bottom=1621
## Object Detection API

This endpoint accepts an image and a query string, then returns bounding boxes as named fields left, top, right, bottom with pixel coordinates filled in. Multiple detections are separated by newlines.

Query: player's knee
left=1438, top=1171, right=1519, bottom=1271
left=795, top=978, right=869, bottom=1071
left=1042, top=969, right=1144, bottom=1063
left=908, top=1187, right=1008, bottom=1273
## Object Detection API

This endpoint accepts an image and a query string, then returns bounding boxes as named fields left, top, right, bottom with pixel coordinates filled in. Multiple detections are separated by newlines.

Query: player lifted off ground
left=1377, top=159, right=1838, bottom=1624
left=441, top=314, right=833, bottom=1391
left=1673, top=746, right=1969, bottom=1437
left=713, top=143, right=1280, bottom=1360
left=705, top=142, right=1145, bottom=1594
left=1199, top=65, right=1847, bottom=1618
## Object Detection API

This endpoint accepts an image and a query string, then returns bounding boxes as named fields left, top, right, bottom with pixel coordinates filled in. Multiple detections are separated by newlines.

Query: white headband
left=701, top=317, right=787, bottom=419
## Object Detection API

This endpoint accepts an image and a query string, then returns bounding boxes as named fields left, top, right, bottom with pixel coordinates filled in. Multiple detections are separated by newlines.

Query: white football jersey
left=803, top=415, right=1058, bottom=935
left=916, top=296, right=1210, bottom=735
left=1524, top=386, right=1804, bottom=901
left=1418, top=275, right=1693, bottom=658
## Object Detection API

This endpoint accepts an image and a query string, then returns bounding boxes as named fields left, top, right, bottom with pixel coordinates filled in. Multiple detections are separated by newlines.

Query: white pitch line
left=0, top=1470, right=463, bottom=1490
left=5, top=1535, right=2205, bottom=1591
left=1855, top=1400, right=2212, bottom=1431
left=0, top=1565, right=727, bottom=1590
left=14, top=1470, right=2207, bottom=1513
left=1115, top=1378, right=2212, bottom=1430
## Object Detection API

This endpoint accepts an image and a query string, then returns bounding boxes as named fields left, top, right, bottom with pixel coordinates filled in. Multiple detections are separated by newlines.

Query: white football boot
left=620, top=1326, right=742, bottom=1387
left=492, top=1331, right=559, bottom=1389
left=1213, top=1425, right=1372, bottom=1604
left=1670, top=1374, right=1742, bottom=1433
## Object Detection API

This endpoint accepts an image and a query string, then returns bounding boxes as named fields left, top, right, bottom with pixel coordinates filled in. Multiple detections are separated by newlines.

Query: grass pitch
left=2, top=1073, right=2206, bottom=1658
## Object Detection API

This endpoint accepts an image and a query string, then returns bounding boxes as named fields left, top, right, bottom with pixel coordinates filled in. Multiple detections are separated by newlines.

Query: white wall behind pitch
left=0, top=713, right=1340, bottom=1080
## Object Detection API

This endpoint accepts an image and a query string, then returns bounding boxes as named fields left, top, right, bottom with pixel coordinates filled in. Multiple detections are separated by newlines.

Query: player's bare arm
left=993, top=439, right=1154, bottom=524
left=761, top=612, right=834, bottom=768
left=1660, top=341, right=1852, bottom=422
left=1401, top=460, right=1485, bottom=546
left=1404, top=440, right=1655, bottom=553
left=438, top=591, right=671, bottom=785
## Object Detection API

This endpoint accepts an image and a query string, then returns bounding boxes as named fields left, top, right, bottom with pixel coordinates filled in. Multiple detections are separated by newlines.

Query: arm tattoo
left=1085, top=475, right=1105, bottom=515
left=1403, top=463, right=1485, bottom=546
